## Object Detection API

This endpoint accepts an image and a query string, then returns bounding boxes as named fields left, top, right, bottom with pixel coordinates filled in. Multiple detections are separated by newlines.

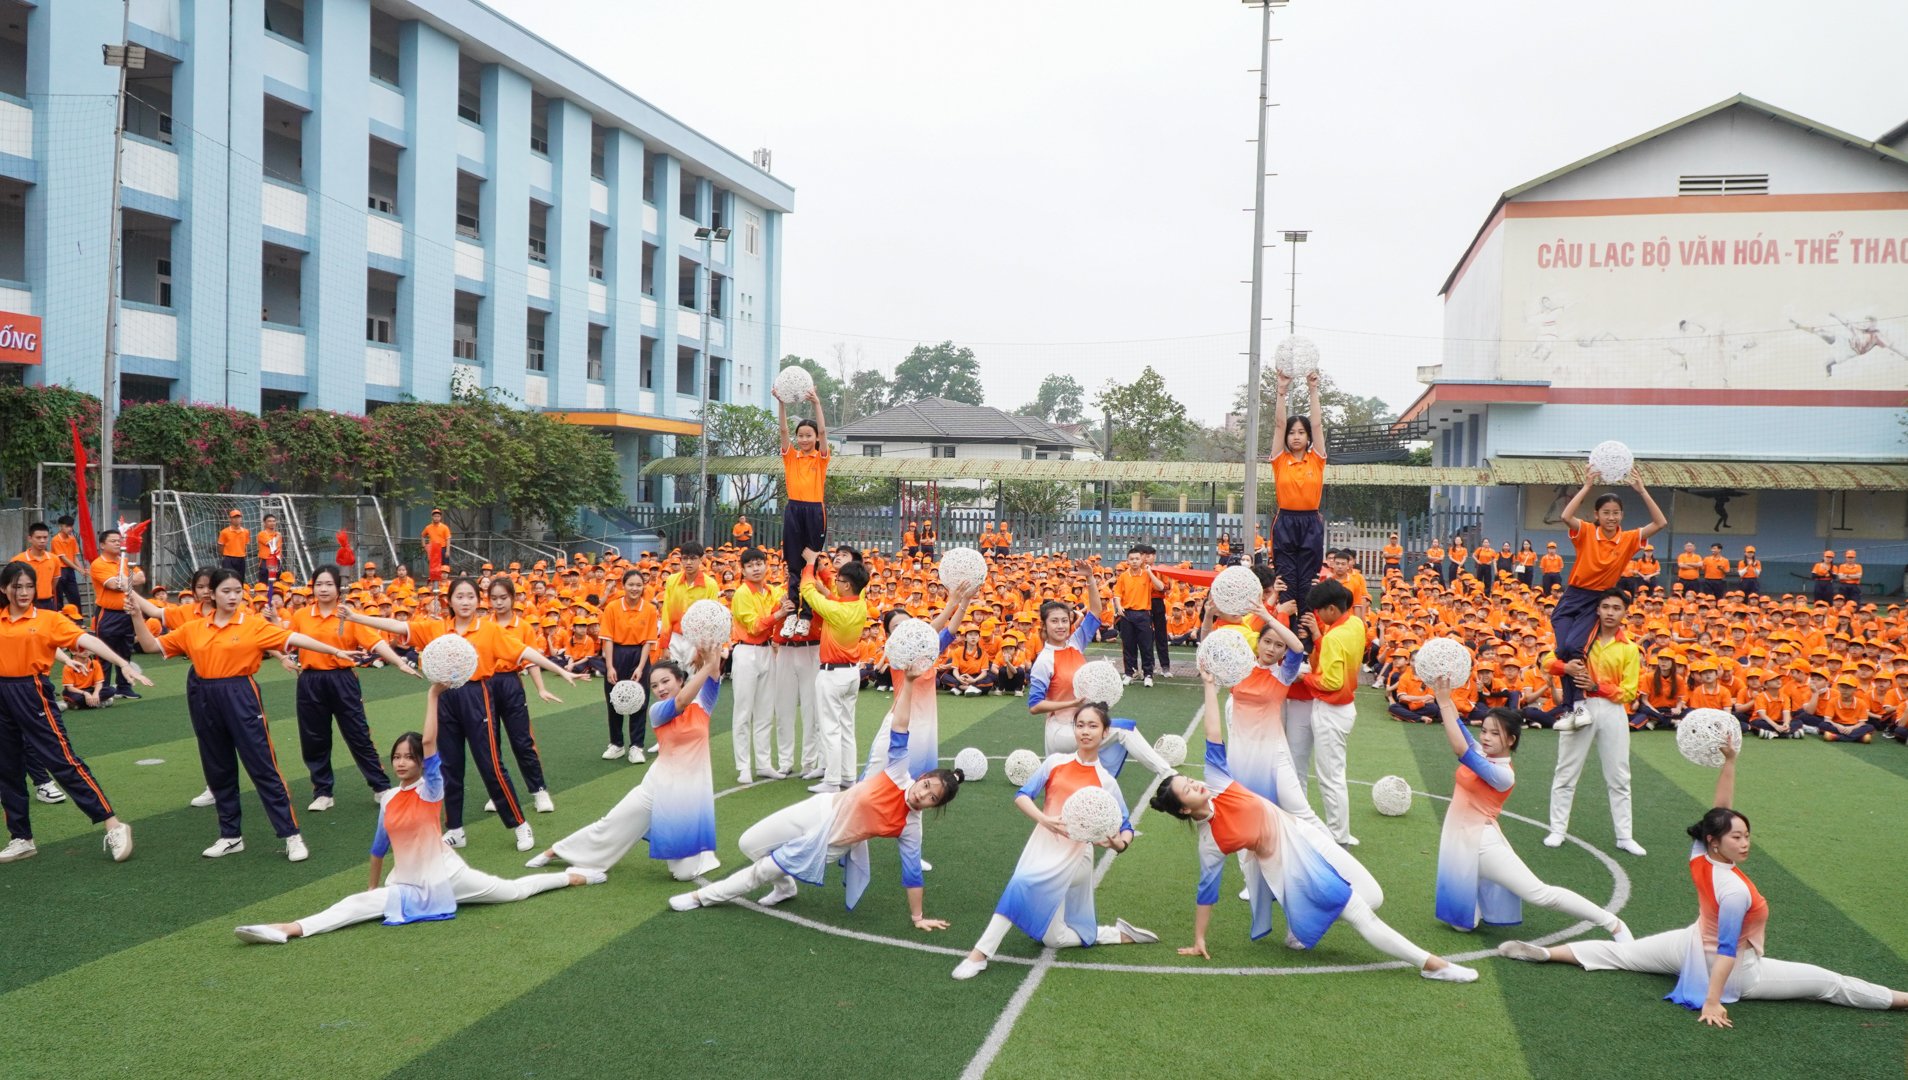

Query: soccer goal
left=150, top=491, right=399, bottom=587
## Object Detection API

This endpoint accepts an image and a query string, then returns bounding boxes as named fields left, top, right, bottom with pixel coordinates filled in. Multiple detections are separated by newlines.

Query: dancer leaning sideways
left=1027, top=561, right=1104, bottom=755
left=1500, top=740, right=1907, bottom=1025
left=234, top=683, right=604, bottom=945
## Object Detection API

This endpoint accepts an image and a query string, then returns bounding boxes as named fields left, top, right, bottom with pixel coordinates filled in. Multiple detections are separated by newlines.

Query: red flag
left=427, top=541, right=445, bottom=582
left=121, top=519, right=152, bottom=555
left=334, top=528, right=357, bottom=567
left=68, top=419, right=98, bottom=563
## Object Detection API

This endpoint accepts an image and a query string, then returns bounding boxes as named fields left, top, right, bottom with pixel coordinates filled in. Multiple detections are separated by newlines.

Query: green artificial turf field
left=2, top=651, right=1904, bottom=1079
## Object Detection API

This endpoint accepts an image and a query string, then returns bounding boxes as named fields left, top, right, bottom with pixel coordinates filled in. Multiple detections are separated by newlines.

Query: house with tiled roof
left=831, top=398, right=1099, bottom=488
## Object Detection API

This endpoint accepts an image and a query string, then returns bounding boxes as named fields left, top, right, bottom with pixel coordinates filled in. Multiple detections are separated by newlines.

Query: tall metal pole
left=696, top=236, right=713, bottom=547
left=1288, top=240, right=1299, bottom=331
left=1239, top=0, right=1275, bottom=556
left=99, top=3, right=136, bottom=532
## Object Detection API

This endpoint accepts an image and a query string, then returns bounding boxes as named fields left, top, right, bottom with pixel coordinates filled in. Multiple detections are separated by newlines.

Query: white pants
left=1478, top=826, right=1620, bottom=930
left=1339, top=895, right=1430, bottom=969
left=1549, top=696, right=1633, bottom=840
left=548, top=780, right=708, bottom=880
left=1044, top=712, right=1077, bottom=756
left=296, top=859, right=570, bottom=936
left=774, top=645, right=820, bottom=774
left=730, top=643, right=779, bottom=776
left=698, top=795, right=834, bottom=904
left=1287, top=698, right=1357, bottom=843
left=1569, top=930, right=1896, bottom=1010
left=815, top=667, right=860, bottom=786
left=972, top=911, right=1124, bottom=957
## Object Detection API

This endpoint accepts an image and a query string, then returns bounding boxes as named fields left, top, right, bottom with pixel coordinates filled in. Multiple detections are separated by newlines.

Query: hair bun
left=1685, top=822, right=1705, bottom=841
left=953, top=768, right=966, bottom=782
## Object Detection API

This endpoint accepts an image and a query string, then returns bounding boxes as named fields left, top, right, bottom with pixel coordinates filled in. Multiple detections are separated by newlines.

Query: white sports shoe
left=627, top=746, right=646, bottom=764
left=921, top=859, right=934, bottom=872
left=34, top=782, right=65, bottom=804
left=951, top=957, right=988, bottom=980
left=307, top=795, right=335, bottom=812
left=234, top=925, right=288, bottom=945
left=737, top=771, right=754, bottom=786
left=1498, top=940, right=1550, bottom=963
left=761, top=769, right=788, bottom=780
left=800, top=767, right=825, bottom=780
left=1143, top=676, right=1153, bottom=688
left=1115, top=918, right=1158, bottom=945
left=758, top=878, right=799, bottom=907
left=190, top=787, right=217, bottom=808
left=515, top=823, right=536, bottom=852
left=603, top=744, right=626, bottom=760
left=807, top=781, right=839, bottom=794
left=442, top=828, right=467, bottom=848
left=790, top=617, right=810, bottom=637
left=285, top=834, right=309, bottom=862
left=572, top=867, right=609, bottom=886
left=668, top=891, right=705, bottom=912
left=202, top=837, right=245, bottom=859
left=1121, top=674, right=1134, bottom=686
left=0, top=837, right=37, bottom=863
left=1340, top=835, right=1360, bottom=847
left=525, top=849, right=555, bottom=868
left=483, top=798, right=496, bottom=813
left=104, top=822, right=133, bottom=862
left=533, top=790, right=555, bottom=813
left=1423, top=962, right=1480, bottom=983
left=1541, top=832, right=1566, bottom=848
left=1615, top=838, right=1647, bottom=857
left=1238, top=887, right=1250, bottom=902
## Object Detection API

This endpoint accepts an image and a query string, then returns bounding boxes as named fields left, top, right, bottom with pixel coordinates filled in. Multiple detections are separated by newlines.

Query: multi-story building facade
left=0, top=0, right=793, bottom=505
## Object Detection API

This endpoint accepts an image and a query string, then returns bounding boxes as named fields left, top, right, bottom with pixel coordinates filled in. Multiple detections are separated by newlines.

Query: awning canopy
left=640, top=455, right=1489, bottom=486
left=1485, top=458, right=1908, bottom=491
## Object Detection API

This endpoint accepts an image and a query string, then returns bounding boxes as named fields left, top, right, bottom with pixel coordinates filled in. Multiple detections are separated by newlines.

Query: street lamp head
left=713, top=226, right=732, bottom=241
left=693, top=226, right=713, bottom=240
left=1282, top=230, right=1310, bottom=243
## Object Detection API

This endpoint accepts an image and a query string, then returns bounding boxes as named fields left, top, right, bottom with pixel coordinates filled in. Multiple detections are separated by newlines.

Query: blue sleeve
left=1110, top=717, right=1137, bottom=732
left=650, top=697, right=680, bottom=729
left=1203, top=740, right=1230, bottom=780
left=697, top=676, right=721, bottom=713
left=1457, top=739, right=1515, bottom=792
left=1070, top=612, right=1100, bottom=650
left=897, top=817, right=923, bottom=889
left=1027, top=655, right=1052, bottom=710
left=1108, top=776, right=1133, bottom=835
left=420, top=754, right=444, bottom=803
left=1015, top=758, right=1054, bottom=802
left=369, top=809, right=391, bottom=858
left=886, top=729, right=909, bottom=769
left=1195, top=833, right=1224, bottom=906
left=1275, top=650, right=1303, bottom=685
left=937, top=628, right=955, bottom=653
left=1714, top=887, right=1748, bottom=958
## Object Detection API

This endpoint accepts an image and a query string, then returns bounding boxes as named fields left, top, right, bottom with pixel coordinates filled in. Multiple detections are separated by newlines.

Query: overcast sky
left=489, top=0, right=1908, bottom=424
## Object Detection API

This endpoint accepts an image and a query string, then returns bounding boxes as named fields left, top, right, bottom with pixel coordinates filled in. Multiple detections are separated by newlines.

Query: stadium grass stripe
left=1409, top=727, right=1908, bottom=1077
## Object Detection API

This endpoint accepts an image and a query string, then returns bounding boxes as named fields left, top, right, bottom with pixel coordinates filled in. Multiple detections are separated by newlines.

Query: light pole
left=1239, top=0, right=1286, bottom=557
left=692, top=224, right=731, bottom=547
left=1282, top=229, right=1308, bottom=332
left=99, top=12, right=142, bottom=531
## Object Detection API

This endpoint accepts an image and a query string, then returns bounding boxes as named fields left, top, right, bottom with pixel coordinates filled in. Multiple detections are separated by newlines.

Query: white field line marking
left=956, top=708, right=1195, bottom=1080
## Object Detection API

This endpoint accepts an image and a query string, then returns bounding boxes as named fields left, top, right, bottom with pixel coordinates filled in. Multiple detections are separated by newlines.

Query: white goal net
left=150, top=491, right=399, bottom=587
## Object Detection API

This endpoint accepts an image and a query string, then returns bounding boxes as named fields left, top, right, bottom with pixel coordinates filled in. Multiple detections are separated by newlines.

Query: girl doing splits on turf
left=952, top=702, right=1156, bottom=980
left=341, top=577, right=579, bottom=852
left=669, top=674, right=962, bottom=929
left=1150, top=666, right=1477, bottom=982
left=132, top=569, right=361, bottom=862
left=1499, top=740, right=1908, bottom=1025
left=1426, top=680, right=1630, bottom=941
left=526, top=646, right=723, bottom=881
left=234, top=683, right=603, bottom=945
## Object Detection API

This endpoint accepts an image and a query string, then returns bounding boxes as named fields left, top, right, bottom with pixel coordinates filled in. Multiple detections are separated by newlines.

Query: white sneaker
left=34, top=782, right=65, bottom=804
left=1340, top=835, right=1360, bottom=847
left=202, top=837, right=244, bottom=858
left=104, top=822, right=133, bottom=862
left=761, top=768, right=788, bottom=780
left=1115, top=918, right=1158, bottom=944
left=1121, top=674, right=1134, bottom=686
left=1423, top=962, right=1480, bottom=983
left=483, top=798, right=496, bottom=812
left=1615, top=838, right=1647, bottom=857
left=951, top=957, right=988, bottom=980
left=525, top=849, right=555, bottom=868
left=308, top=795, right=335, bottom=812
left=515, top=823, right=536, bottom=852
left=1238, top=887, right=1250, bottom=902
left=790, top=617, right=810, bottom=637
left=1498, top=940, right=1550, bottom=963
left=1758, top=730, right=1775, bottom=740
left=758, top=878, right=799, bottom=907
left=800, top=767, right=825, bottom=780
left=737, top=771, right=753, bottom=786
left=285, top=834, right=309, bottom=862
left=190, top=787, right=217, bottom=808
left=1143, top=676, right=1153, bottom=688
left=1541, top=832, right=1566, bottom=848
left=442, top=828, right=467, bottom=848
left=603, top=744, right=625, bottom=760
left=0, top=837, right=37, bottom=863
left=808, top=781, right=839, bottom=794
left=921, top=858, right=934, bottom=872
left=668, top=891, right=704, bottom=911
left=627, top=746, right=646, bottom=764
left=534, top=790, right=555, bottom=813
left=572, top=867, right=608, bottom=885
left=1610, top=919, right=1634, bottom=944
left=234, top=924, right=288, bottom=945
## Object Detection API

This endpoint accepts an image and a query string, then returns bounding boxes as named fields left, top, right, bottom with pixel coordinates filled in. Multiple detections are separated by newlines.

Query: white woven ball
left=1412, top=636, right=1474, bottom=687
left=1676, top=708, right=1742, bottom=768
left=1588, top=439, right=1634, bottom=483
left=1371, top=775, right=1413, bottom=817
left=419, top=633, right=479, bottom=689
left=772, top=364, right=815, bottom=404
left=884, top=618, right=942, bottom=676
left=1061, top=784, right=1123, bottom=844
left=1072, top=659, right=1124, bottom=709
left=1274, top=335, right=1320, bottom=377
left=937, top=547, right=987, bottom=592
left=609, top=679, right=645, bottom=716
left=1004, top=748, right=1042, bottom=787
left=1209, top=564, right=1264, bottom=617
left=681, top=598, right=732, bottom=649
left=954, top=746, right=989, bottom=782
left=1197, top=629, right=1257, bottom=688
left=1153, top=732, right=1188, bottom=768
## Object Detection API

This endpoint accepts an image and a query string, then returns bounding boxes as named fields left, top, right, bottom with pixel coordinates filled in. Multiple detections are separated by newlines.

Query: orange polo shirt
left=783, top=447, right=828, bottom=503
left=218, top=525, right=250, bottom=558
left=1702, top=555, right=1729, bottom=581
left=1676, top=553, right=1702, bottom=580
left=422, top=521, right=451, bottom=551
left=286, top=605, right=379, bottom=671
left=600, top=595, right=659, bottom=647
left=0, top=606, right=86, bottom=676
left=50, top=531, right=80, bottom=570
left=1568, top=523, right=1642, bottom=591
left=257, top=528, right=283, bottom=563
left=1114, top=569, right=1153, bottom=610
left=88, top=556, right=129, bottom=611
left=407, top=616, right=526, bottom=680
left=1271, top=448, right=1325, bottom=512
left=156, top=609, right=292, bottom=678
left=10, top=548, right=58, bottom=600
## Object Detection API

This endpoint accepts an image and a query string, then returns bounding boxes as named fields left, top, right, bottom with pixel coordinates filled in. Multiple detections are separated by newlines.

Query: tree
left=826, top=475, right=899, bottom=507
left=675, top=402, right=781, bottom=515
left=1016, top=374, right=1085, bottom=424
left=995, top=478, right=1079, bottom=516
left=778, top=355, right=844, bottom=420
left=0, top=383, right=100, bottom=502
left=890, top=341, right=983, bottom=405
left=1232, top=369, right=1396, bottom=458
left=1096, top=366, right=1193, bottom=462
left=846, top=367, right=894, bottom=418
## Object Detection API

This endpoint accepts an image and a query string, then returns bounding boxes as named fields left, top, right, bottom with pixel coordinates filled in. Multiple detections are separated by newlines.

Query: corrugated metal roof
left=641, top=455, right=1490, bottom=486
left=1486, top=458, right=1908, bottom=491
left=831, top=398, right=1098, bottom=449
